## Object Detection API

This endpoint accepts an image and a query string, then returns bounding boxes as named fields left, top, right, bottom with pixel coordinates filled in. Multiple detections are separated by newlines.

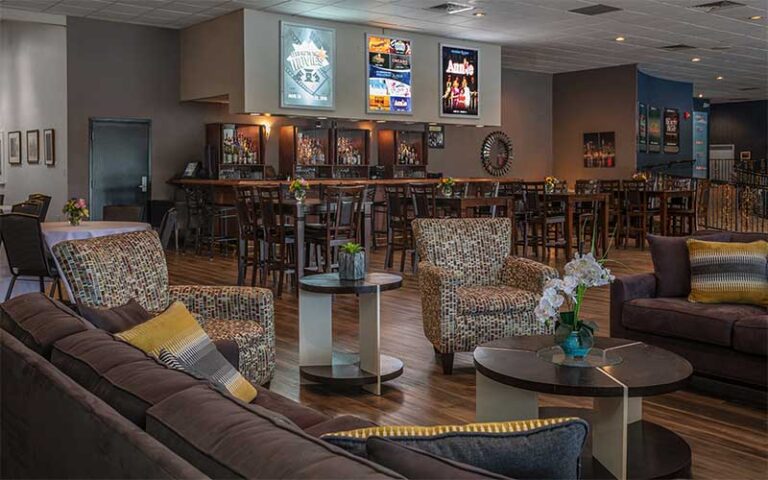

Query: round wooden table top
left=299, top=272, right=403, bottom=294
left=474, top=335, right=693, bottom=398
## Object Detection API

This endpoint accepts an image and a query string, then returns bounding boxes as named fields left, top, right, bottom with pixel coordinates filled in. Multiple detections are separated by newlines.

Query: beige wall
left=0, top=18, right=68, bottom=218
left=552, top=64, right=637, bottom=185
left=181, top=9, right=502, bottom=126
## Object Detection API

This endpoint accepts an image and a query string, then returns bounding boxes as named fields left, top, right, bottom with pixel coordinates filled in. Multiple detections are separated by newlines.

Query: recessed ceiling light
left=691, top=57, right=701, bottom=62
left=263, top=113, right=271, bottom=117
left=428, top=123, right=438, bottom=126
left=317, top=116, right=327, bottom=120
left=250, top=113, right=261, bottom=116
left=376, top=120, right=386, bottom=123
left=615, top=36, right=625, bottom=42
left=698, top=93, right=704, bottom=98
left=476, top=124, right=485, bottom=128
left=473, top=11, right=485, bottom=17
left=716, top=75, right=723, bottom=80
left=748, top=15, right=762, bottom=20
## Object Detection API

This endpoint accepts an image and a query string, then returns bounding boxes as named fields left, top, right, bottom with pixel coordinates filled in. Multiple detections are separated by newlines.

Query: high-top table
left=474, top=336, right=693, bottom=480
left=1, top=221, right=151, bottom=300
left=298, top=272, right=404, bottom=395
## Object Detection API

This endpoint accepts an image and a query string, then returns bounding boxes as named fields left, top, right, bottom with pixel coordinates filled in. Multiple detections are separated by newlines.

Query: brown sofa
left=2, top=293, right=587, bottom=479
left=610, top=231, right=768, bottom=396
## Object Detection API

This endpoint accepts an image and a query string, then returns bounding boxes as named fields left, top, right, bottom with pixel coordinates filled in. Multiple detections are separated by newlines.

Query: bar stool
left=234, top=186, right=263, bottom=286
left=384, top=185, right=414, bottom=272
left=256, top=186, right=295, bottom=298
left=524, top=182, right=566, bottom=262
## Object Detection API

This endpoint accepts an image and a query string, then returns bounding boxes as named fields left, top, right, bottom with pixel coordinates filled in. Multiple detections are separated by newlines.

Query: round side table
left=474, top=336, right=693, bottom=480
left=298, top=272, right=404, bottom=395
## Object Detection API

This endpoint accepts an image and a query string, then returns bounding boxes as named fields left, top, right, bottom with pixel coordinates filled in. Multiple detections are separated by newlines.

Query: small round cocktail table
left=474, top=336, right=693, bottom=480
left=298, top=273, right=404, bottom=395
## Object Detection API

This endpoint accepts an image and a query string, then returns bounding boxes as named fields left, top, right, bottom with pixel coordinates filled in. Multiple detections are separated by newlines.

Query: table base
left=300, top=352, right=404, bottom=393
left=541, top=407, right=692, bottom=480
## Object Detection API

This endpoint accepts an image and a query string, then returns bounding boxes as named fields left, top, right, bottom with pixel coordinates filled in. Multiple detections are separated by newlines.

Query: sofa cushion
left=0, top=293, right=92, bottom=358
left=687, top=240, right=768, bottom=306
left=321, top=418, right=588, bottom=480
left=51, top=329, right=205, bottom=427
left=733, top=316, right=768, bottom=356
left=77, top=298, right=152, bottom=333
left=116, top=301, right=257, bottom=403
left=622, top=297, right=767, bottom=347
left=730, top=232, right=768, bottom=243
left=250, top=387, right=329, bottom=430
left=366, top=437, right=508, bottom=480
left=647, top=233, right=730, bottom=298
left=457, top=286, right=538, bottom=315
left=145, top=385, right=403, bottom=479
left=305, top=415, right=378, bottom=438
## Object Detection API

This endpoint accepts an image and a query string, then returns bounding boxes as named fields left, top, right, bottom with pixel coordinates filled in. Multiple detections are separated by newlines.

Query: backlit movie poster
left=281, top=22, right=335, bottom=109
left=441, top=44, right=479, bottom=117
left=367, top=34, right=412, bottom=114
left=648, top=106, right=662, bottom=153
left=638, top=102, right=647, bottom=152
left=663, top=108, right=680, bottom=154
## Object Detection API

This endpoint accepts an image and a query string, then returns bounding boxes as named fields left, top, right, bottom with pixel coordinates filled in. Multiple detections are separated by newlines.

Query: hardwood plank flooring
left=166, top=245, right=767, bottom=480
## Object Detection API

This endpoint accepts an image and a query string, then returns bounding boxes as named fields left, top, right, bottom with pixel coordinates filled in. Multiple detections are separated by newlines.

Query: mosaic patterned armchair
left=413, top=218, right=558, bottom=374
left=52, top=230, right=275, bottom=386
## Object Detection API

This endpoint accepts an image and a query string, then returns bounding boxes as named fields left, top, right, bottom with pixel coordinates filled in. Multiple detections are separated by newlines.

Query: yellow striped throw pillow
left=687, top=240, right=768, bottom=306
left=116, top=301, right=257, bottom=403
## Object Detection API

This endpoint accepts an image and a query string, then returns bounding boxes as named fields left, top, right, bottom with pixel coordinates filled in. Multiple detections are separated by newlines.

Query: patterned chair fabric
left=52, top=230, right=275, bottom=385
left=413, top=218, right=558, bottom=356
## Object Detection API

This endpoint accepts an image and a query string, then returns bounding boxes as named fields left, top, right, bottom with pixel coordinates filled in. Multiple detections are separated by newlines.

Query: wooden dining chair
left=256, top=186, right=295, bottom=298
left=11, top=201, right=44, bottom=217
left=28, top=194, right=51, bottom=221
left=467, top=181, right=500, bottom=217
left=622, top=181, right=650, bottom=250
left=409, top=183, right=438, bottom=219
left=0, top=213, right=60, bottom=300
left=383, top=184, right=415, bottom=272
left=233, top=186, right=263, bottom=287
left=524, top=182, right=566, bottom=261
left=305, top=185, right=365, bottom=274
left=598, top=180, right=623, bottom=245
left=574, top=180, right=600, bottom=253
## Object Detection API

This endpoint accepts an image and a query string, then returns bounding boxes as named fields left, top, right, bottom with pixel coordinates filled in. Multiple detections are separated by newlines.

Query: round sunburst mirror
left=481, top=131, right=513, bottom=177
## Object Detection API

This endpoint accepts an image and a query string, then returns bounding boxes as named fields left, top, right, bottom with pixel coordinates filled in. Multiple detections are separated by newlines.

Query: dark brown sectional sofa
left=1, top=292, right=587, bottom=479
left=610, top=231, right=768, bottom=398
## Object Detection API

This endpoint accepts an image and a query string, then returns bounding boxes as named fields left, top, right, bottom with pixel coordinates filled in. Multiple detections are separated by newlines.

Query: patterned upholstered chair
left=413, top=218, right=558, bottom=374
left=52, top=230, right=275, bottom=386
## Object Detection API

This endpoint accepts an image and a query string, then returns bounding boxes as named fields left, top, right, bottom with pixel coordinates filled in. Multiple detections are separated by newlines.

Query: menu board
left=440, top=44, right=479, bottom=117
left=663, top=108, right=680, bottom=153
left=367, top=34, right=412, bottom=114
left=281, top=22, right=335, bottom=109
left=648, top=106, right=661, bottom=153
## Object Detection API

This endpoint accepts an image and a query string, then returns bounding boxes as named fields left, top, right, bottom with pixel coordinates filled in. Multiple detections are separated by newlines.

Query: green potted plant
left=439, top=177, right=456, bottom=197
left=338, top=242, right=365, bottom=280
left=288, top=177, right=309, bottom=202
left=62, top=198, right=89, bottom=226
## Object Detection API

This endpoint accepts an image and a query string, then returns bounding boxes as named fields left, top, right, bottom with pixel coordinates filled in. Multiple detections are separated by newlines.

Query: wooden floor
left=167, top=244, right=768, bottom=480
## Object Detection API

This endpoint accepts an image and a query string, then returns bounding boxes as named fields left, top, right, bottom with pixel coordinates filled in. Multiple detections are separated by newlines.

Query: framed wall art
left=427, top=125, right=444, bottom=149
left=280, top=22, right=335, bottom=110
left=638, top=102, right=647, bottom=152
left=647, top=106, right=661, bottom=153
left=583, top=131, right=616, bottom=168
left=0, top=131, right=4, bottom=184
left=367, top=34, right=412, bottom=114
left=440, top=44, right=479, bottom=117
left=8, top=131, right=21, bottom=165
left=27, top=129, right=40, bottom=164
left=663, top=108, right=680, bottom=154
left=44, top=128, right=55, bottom=166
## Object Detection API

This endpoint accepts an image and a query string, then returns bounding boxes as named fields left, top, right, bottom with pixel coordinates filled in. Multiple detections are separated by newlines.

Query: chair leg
left=48, top=278, right=58, bottom=298
left=437, top=351, right=454, bottom=375
left=5, top=276, right=17, bottom=301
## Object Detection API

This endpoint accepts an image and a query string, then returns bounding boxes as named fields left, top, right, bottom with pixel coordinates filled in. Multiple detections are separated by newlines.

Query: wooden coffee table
left=298, top=273, right=404, bottom=395
left=474, top=336, right=693, bottom=480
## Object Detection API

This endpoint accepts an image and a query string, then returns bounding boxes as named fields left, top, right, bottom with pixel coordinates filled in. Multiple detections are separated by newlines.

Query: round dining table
left=1, top=220, right=151, bottom=301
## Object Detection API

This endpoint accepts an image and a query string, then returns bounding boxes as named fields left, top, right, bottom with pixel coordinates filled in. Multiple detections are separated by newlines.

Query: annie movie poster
left=440, top=44, right=479, bottom=117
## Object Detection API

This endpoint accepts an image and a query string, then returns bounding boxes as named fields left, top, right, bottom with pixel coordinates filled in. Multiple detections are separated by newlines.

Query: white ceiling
left=1, top=0, right=766, bottom=102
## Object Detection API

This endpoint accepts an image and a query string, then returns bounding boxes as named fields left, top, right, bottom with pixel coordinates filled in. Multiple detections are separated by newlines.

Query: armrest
left=500, top=256, right=559, bottom=294
left=417, top=263, right=463, bottom=349
left=609, top=273, right=656, bottom=338
left=418, top=263, right=464, bottom=289
left=167, top=285, right=274, bottom=330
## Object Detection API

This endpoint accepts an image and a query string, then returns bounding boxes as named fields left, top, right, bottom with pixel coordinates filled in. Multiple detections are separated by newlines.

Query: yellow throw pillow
left=116, top=301, right=257, bottom=403
left=687, top=239, right=768, bottom=306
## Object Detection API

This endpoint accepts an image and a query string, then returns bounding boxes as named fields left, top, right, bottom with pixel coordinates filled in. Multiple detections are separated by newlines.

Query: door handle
left=138, top=176, right=148, bottom=193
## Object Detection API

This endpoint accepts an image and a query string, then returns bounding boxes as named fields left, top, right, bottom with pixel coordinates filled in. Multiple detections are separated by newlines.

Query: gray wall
left=553, top=64, right=638, bottom=184
left=1, top=19, right=68, bottom=216
left=67, top=17, right=553, bottom=201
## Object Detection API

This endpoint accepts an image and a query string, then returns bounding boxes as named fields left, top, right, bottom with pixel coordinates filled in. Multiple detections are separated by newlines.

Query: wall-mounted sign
left=583, top=132, right=616, bottom=168
left=427, top=125, right=444, bottom=148
left=663, top=108, right=680, bottom=153
left=280, top=22, right=335, bottom=110
left=648, top=106, right=661, bottom=153
left=638, top=102, right=647, bottom=152
left=367, top=34, right=412, bottom=114
left=440, top=44, right=479, bottom=117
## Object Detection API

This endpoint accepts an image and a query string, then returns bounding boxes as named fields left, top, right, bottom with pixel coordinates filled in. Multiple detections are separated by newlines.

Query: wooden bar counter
left=169, top=177, right=511, bottom=188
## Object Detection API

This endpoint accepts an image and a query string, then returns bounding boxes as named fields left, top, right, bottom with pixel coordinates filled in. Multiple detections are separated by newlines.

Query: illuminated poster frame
left=440, top=43, right=480, bottom=118
left=280, top=22, right=335, bottom=110
left=366, top=33, right=413, bottom=115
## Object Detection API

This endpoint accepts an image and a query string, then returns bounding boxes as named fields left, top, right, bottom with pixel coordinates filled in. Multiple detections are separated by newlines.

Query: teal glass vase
left=556, top=312, right=594, bottom=359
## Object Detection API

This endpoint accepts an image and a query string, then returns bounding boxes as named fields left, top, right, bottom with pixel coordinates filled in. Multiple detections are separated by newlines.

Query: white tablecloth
left=1, top=221, right=151, bottom=301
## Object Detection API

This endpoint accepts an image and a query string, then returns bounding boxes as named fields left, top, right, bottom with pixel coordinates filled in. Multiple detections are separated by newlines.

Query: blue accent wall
left=637, top=71, right=694, bottom=176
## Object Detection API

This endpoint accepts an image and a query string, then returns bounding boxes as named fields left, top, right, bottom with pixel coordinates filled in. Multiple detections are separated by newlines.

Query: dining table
left=435, top=196, right=515, bottom=218
left=0, top=220, right=152, bottom=300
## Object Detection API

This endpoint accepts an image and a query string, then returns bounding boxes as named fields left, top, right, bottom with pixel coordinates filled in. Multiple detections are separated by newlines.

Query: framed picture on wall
left=638, top=102, right=647, bottom=152
left=0, top=131, right=4, bottom=184
left=427, top=125, right=445, bottom=149
left=26, top=130, right=40, bottom=164
left=663, top=108, right=680, bottom=153
left=43, top=129, right=55, bottom=166
left=8, top=131, right=21, bottom=165
left=647, top=106, right=661, bottom=153
left=740, top=151, right=751, bottom=161
left=440, top=44, right=479, bottom=117
left=366, top=34, right=412, bottom=114
left=583, top=132, right=616, bottom=168
left=280, top=21, right=335, bottom=110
